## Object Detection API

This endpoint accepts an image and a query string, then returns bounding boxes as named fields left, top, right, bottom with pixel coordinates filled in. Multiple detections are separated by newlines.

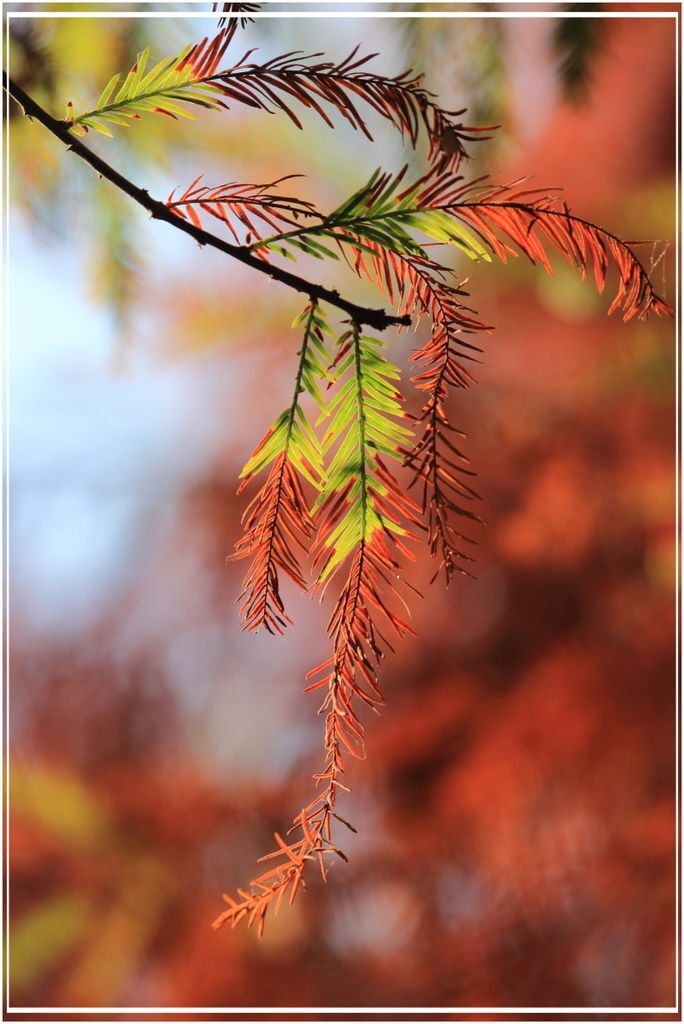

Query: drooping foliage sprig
left=8, top=13, right=671, bottom=938
left=208, top=154, right=669, bottom=932
left=214, top=320, right=422, bottom=936
left=229, top=300, right=333, bottom=634
left=64, top=25, right=491, bottom=169
left=170, top=163, right=670, bottom=588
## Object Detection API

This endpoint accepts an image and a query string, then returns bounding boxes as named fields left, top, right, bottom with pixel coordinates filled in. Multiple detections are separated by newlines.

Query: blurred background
left=7, top=2, right=677, bottom=1011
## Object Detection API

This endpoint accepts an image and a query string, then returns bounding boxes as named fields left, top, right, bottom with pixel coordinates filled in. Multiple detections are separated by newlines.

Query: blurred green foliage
left=10, top=893, right=92, bottom=990
left=11, top=760, right=112, bottom=850
left=553, top=3, right=605, bottom=102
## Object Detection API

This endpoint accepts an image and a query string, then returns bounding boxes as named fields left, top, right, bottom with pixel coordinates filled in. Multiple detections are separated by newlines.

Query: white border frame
left=2, top=2, right=680, bottom=1018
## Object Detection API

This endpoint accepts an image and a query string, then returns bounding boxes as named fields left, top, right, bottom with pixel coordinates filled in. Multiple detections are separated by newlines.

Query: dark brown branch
left=3, top=73, right=411, bottom=332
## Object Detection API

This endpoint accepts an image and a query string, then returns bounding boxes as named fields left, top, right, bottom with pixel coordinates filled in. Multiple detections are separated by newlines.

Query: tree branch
left=3, top=73, right=411, bottom=332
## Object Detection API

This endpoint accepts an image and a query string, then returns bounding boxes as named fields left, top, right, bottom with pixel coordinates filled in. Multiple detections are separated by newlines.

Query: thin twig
left=3, top=73, right=411, bottom=332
